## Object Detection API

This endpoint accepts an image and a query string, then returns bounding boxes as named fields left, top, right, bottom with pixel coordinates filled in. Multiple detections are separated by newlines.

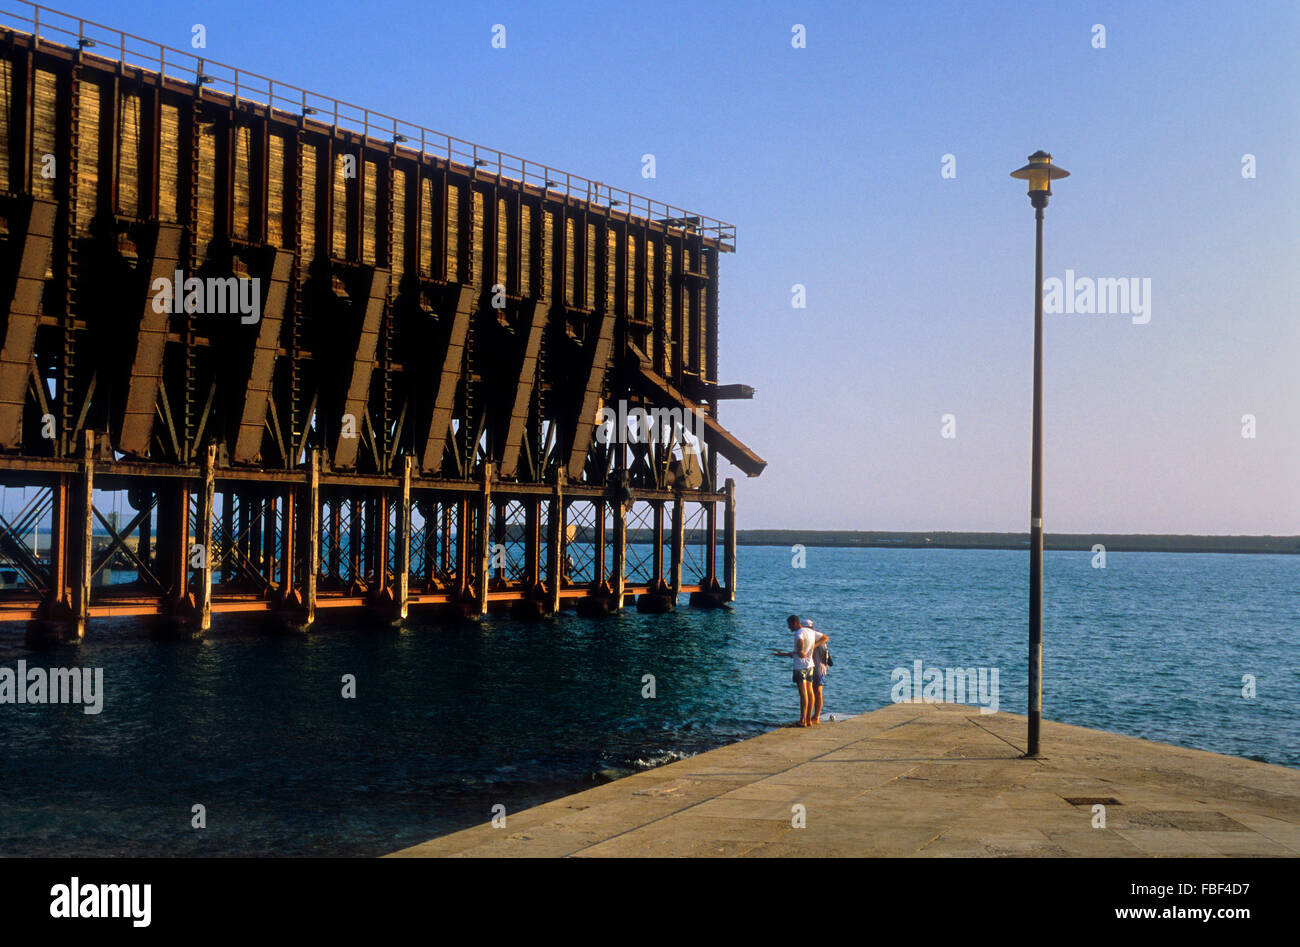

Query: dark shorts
left=812, top=672, right=826, bottom=688
left=792, top=667, right=813, bottom=686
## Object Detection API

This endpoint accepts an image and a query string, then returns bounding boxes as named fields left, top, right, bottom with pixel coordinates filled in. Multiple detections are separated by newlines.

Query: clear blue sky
left=49, top=0, right=1300, bottom=533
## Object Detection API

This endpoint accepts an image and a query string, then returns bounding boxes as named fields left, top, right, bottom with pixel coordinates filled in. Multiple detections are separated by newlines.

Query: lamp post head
left=1011, top=150, right=1070, bottom=207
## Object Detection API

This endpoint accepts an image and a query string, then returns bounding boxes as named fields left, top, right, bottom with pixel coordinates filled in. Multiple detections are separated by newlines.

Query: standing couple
left=773, top=614, right=830, bottom=727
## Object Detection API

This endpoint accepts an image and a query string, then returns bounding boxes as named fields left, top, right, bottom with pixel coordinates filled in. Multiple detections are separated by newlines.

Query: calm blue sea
left=0, top=546, right=1295, bottom=856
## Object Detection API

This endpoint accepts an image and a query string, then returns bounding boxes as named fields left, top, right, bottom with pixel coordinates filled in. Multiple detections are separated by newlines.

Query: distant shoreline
left=732, top=531, right=1300, bottom=555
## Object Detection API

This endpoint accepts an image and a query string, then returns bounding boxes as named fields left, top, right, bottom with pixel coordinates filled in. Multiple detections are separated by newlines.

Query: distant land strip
left=731, top=531, right=1300, bottom=555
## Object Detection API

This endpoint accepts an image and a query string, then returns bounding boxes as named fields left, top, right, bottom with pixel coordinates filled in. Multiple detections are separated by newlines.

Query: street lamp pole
left=1028, top=201, right=1045, bottom=759
left=1010, top=151, right=1068, bottom=759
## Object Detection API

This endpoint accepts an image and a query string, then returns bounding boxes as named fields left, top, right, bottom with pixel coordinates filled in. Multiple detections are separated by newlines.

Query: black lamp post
left=1010, top=150, right=1068, bottom=759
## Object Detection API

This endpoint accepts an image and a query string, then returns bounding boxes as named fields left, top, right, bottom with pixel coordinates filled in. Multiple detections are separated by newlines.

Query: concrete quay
left=388, top=701, right=1300, bottom=858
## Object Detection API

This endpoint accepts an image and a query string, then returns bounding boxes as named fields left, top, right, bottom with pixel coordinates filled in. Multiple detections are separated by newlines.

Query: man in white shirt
left=773, top=614, right=828, bottom=727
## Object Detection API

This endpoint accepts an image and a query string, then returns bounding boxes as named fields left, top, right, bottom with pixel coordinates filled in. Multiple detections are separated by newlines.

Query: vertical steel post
left=477, top=463, right=493, bottom=614
left=396, top=456, right=411, bottom=620
left=723, top=477, right=736, bottom=602
left=592, top=497, right=606, bottom=588
left=455, top=496, right=469, bottom=597
left=705, top=498, right=717, bottom=587
left=305, top=450, right=319, bottom=626
left=1027, top=204, right=1046, bottom=758
left=263, top=496, right=277, bottom=588
left=197, top=443, right=215, bottom=631
left=670, top=491, right=684, bottom=598
left=525, top=497, right=540, bottom=589
left=172, top=483, right=190, bottom=606
left=72, top=430, right=94, bottom=637
left=280, top=489, right=295, bottom=598
left=48, top=475, right=69, bottom=614
left=547, top=471, right=563, bottom=613
left=374, top=491, right=389, bottom=596
left=611, top=491, right=626, bottom=610
left=652, top=500, right=664, bottom=584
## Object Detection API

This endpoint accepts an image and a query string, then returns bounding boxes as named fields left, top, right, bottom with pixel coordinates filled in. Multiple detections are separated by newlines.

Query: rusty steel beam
left=696, top=382, right=754, bottom=401
left=566, top=308, right=617, bottom=482
left=632, top=361, right=767, bottom=478
left=0, top=198, right=55, bottom=448
left=419, top=285, right=474, bottom=474
left=498, top=298, right=548, bottom=479
left=118, top=223, right=184, bottom=457
left=233, top=248, right=294, bottom=464
left=331, top=266, right=389, bottom=470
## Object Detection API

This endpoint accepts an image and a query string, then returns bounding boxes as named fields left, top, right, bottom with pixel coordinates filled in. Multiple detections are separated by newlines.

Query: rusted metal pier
left=0, top=3, right=764, bottom=643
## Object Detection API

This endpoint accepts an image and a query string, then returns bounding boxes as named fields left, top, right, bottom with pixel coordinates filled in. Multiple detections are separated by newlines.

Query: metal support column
left=305, top=450, right=319, bottom=626
left=162, top=480, right=190, bottom=609
left=547, top=471, right=563, bottom=613
left=263, top=496, right=277, bottom=588
left=705, top=499, right=717, bottom=586
left=592, top=498, right=606, bottom=589
left=349, top=495, right=363, bottom=591
left=1027, top=204, right=1046, bottom=759
left=374, top=491, right=389, bottom=596
left=48, top=475, right=70, bottom=615
left=455, top=496, right=469, bottom=598
left=396, top=456, right=411, bottom=620
left=525, top=497, right=540, bottom=589
left=196, top=444, right=215, bottom=630
left=71, top=430, right=94, bottom=637
left=652, top=500, right=664, bottom=584
left=670, top=493, right=685, bottom=599
left=476, top=462, right=493, bottom=614
left=280, top=490, right=295, bottom=599
left=724, top=477, right=736, bottom=602
left=611, top=490, right=626, bottom=610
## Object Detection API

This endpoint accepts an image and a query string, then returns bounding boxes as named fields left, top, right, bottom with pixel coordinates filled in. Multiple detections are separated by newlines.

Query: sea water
left=0, top=546, right=1294, bottom=856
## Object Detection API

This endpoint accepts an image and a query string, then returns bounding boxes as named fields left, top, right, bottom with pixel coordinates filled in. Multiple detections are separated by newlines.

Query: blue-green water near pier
left=0, top=546, right=1295, bottom=856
